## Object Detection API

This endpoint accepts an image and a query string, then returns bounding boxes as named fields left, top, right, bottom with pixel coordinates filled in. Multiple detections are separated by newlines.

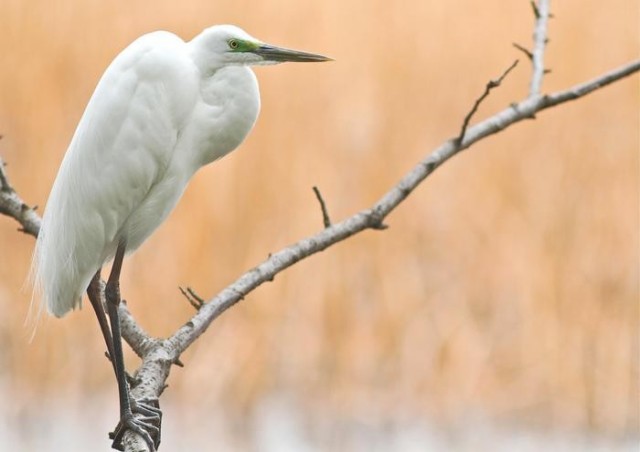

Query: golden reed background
left=0, top=0, right=638, bottom=447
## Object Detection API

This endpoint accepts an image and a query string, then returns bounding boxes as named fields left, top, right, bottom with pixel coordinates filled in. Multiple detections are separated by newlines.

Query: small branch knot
left=367, top=208, right=389, bottom=230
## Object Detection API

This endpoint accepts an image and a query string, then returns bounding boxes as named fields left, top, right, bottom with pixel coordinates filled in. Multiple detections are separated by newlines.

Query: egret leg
left=87, top=271, right=116, bottom=371
left=104, top=242, right=161, bottom=451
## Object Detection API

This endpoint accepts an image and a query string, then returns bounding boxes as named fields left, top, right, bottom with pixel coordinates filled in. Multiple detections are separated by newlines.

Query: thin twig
left=179, top=286, right=204, bottom=310
left=186, top=287, right=204, bottom=306
left=456, top=60, right=519, bottom=145
left=530, top=0, right=540, bottom=19
left=312, top=186, right=332, bottom=228
left=529, top=0, right=551, bottom=96
left=512, top=42, right=533, bottom=61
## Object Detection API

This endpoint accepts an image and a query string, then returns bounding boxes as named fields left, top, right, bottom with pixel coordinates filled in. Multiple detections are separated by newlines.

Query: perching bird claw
left=131, top=397, right=162, bottom=419
left=109, top=398, right=162, bottom=451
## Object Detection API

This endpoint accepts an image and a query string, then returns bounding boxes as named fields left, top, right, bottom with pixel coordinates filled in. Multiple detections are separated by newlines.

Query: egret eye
left=228, top=39, right=239, bottom=50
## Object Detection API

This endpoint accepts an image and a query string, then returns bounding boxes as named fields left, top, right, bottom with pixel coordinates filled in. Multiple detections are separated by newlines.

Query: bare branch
left=167, top=59, right=640, bottom=357
left=119, top=301, right=158, bottom=358
left=541, top=60, right=640, bottom=104
left=312, top=186, right=332, bottom=228
left=0, top=155, right=41, bottom=237
left=457, top=60, right=519, bottom=145
left=121, top=344, right=173, bottom=452
left=529, top=0, right=551, bottom=96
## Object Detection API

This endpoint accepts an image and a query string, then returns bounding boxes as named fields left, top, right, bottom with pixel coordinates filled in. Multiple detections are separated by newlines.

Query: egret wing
left=35, top=31, right=198, bottom=316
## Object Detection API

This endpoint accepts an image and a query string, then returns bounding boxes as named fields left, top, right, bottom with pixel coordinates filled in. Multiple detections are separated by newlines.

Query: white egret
left=33, top=24, right=330, bottom=451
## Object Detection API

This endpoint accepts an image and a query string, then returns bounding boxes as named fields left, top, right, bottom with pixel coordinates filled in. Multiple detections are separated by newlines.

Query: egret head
left=191, top=25, right=331, bottom=72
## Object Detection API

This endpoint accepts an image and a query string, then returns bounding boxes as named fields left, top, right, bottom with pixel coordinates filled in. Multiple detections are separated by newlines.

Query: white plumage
left=33, top=25, right=329, bottom=317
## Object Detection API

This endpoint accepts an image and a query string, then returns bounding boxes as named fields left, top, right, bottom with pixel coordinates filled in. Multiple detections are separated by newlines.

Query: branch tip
left=512, top=43, right=533, bottom=61
left=179, top=286, right=204, bottom=310
left=186, top=287, right=204, bottom=304
left=312, top=186, right=332, bottom=228
left=530, top=0, right=540, bottom=19
left=456, top=59, right=519, bottom=145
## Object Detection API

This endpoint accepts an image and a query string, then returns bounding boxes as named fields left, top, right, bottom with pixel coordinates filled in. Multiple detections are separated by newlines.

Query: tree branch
left=119, top=301, right=158, bottom=358
left=0, top=152, right=41, bottom=238
left=529, top=0, right=551, bottom=96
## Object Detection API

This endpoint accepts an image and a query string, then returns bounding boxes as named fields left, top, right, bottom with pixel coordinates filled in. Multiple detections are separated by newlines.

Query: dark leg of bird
left=88, top=270, right=161, bottom=431
left=105, top=242, right=161, bottom=451
left=87, top=271, right=116, bottom=371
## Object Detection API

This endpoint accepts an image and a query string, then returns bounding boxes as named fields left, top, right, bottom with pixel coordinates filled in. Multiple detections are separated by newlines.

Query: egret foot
left=109, top=398, right=161, bottom=451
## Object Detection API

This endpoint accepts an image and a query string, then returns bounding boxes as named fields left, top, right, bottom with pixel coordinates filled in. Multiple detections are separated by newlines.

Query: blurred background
left=0, top=0, right=638, bottom=450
